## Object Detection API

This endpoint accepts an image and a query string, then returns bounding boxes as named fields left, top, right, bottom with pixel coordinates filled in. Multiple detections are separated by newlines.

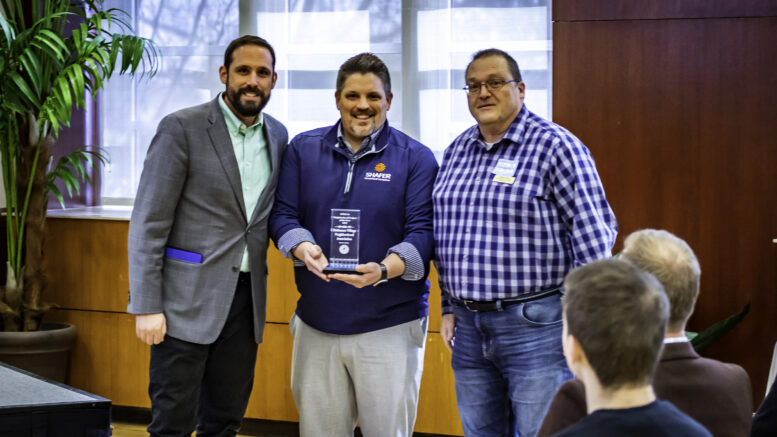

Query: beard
left=225, top=83, right=268, bottom=119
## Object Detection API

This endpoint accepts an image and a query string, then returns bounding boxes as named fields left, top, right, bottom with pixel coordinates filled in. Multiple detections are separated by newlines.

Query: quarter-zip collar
left=329, top=121, right=390, bottom=194
left=336, top=123, right=385, bottom=155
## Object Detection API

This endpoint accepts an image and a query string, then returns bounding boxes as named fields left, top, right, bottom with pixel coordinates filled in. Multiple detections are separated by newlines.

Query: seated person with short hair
left=554, top=258, right=711, bottom=437
left=539, top=229, right=752, bottom=437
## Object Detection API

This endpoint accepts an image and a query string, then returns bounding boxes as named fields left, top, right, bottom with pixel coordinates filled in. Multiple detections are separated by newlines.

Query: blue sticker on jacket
left=165, top=247, right=202, bottom=263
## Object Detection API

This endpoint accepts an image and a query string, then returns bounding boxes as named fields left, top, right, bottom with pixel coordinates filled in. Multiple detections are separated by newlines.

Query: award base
left=323, top=263, right=363, bottom=275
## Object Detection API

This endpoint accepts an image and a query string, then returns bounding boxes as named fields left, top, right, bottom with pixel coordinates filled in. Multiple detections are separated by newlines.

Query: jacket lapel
left=206, top=96, right=247, bottom=222
left=264, top=116, right=280, bottom=178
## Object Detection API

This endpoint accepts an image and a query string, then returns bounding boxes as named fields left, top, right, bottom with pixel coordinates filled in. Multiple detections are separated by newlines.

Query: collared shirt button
left=475, top=177, right=481, bottom=182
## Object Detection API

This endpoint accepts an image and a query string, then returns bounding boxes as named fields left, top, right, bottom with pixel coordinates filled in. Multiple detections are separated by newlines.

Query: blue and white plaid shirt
left=433, top=105, right=617, bottom=313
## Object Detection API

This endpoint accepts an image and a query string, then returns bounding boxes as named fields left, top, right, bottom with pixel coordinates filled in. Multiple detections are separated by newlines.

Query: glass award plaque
left=323, top=209, right=363, bottom=275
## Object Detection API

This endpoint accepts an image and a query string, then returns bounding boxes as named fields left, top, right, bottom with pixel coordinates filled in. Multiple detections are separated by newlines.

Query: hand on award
left=329, top=262, right=381, bottom=288
left=293, top=241, right=330, bottom=282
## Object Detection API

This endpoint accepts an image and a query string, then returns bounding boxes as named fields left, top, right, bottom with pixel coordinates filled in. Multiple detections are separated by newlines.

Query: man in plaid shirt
left=432, top=48, right=618, bottom=436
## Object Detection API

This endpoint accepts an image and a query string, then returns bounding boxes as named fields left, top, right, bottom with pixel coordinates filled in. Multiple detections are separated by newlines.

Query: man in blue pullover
left=269, top=53, right=438, bottom=437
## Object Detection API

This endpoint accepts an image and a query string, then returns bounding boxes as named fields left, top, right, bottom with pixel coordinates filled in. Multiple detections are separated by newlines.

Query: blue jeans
left=451, top=293, right=572, bottom=437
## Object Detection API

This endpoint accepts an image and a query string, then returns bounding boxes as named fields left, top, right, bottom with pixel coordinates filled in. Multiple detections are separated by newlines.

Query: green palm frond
left=0, top=10, right=13, bottom=47
left=46, top=147, right=109, bottom=208
left=0, top=0, right=158, bottom=330
left=688, top=302, right=750, bottom=352
left=1, top=0, right=158, bottom=135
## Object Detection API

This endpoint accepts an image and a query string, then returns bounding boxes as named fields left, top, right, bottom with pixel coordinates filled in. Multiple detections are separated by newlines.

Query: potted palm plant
left=0, top=0, right=157, bottom=380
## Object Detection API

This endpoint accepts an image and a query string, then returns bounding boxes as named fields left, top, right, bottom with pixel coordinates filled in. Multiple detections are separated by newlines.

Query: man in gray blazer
left=128, top=35, right=288, bottom=437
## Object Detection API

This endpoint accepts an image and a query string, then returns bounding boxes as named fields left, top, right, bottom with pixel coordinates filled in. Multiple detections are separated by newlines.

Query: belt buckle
left=461, top=299, right=480, bottom=312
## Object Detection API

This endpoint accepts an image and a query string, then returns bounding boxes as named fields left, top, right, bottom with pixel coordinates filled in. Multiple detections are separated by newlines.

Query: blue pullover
left=269, top=121, right=438, bottom=335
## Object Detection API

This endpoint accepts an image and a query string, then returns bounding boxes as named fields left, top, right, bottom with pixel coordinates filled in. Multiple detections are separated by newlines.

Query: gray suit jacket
left=128, top=96, right=288, bottom=344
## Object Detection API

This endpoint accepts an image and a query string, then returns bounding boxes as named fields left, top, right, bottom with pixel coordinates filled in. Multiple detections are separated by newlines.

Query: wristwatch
left=373, top=263, right=389, bottom=286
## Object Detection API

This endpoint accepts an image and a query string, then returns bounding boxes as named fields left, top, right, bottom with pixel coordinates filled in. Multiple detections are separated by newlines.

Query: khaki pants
left=289, top=314, right=427, bottom=437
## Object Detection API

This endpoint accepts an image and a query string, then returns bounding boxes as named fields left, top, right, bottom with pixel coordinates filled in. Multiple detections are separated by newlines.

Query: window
left=100, top=0, right=552, bottom=201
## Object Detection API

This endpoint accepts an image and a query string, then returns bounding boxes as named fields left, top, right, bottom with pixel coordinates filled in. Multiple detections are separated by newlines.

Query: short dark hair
left=465, top=48, right=522, bottom=82
left=621, top=229, right=701, bottom=332
left=336, top=53, right=391, bottom=97
left=563, top=259, right=669, bottom=389
left=224, top=35, right=276, bottom=71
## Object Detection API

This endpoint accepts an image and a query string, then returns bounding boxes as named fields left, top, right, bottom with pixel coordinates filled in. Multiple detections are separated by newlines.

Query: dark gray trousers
left=148, top=273, right=257, bottom=437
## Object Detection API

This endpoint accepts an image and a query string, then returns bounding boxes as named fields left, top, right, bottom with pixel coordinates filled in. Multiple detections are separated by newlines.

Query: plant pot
left=0, top=322, right=77, bottom=383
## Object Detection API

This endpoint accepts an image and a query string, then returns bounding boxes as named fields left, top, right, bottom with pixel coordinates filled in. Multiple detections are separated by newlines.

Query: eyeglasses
left=462, top=79, right=518, bottom=95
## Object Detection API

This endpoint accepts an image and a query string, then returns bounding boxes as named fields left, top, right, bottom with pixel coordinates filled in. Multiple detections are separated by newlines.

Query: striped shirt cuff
left=387, top=242, right=424, bottom=281
left=277, top=228, right=316, bottom=267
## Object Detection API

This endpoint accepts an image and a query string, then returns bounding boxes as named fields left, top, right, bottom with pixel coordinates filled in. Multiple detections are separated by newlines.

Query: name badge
left=493, top=175, right=516, bottom=184
left=491, top=159, right=518, bottom=177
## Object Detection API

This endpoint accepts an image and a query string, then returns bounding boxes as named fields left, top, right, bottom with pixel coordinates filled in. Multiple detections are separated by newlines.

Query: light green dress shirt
left=218, top=93, right=272, bottom=272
